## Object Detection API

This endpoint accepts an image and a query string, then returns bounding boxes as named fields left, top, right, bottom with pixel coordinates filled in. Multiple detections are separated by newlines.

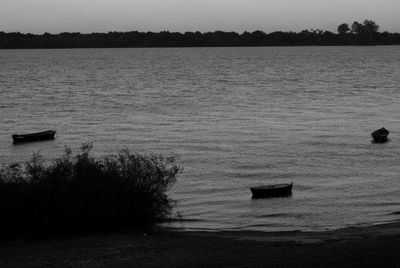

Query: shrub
left=0, top=143, right=181, bottom=238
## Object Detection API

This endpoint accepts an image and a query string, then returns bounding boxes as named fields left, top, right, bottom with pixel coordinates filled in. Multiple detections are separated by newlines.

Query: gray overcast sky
left=1, top=0, right=399, bottom=34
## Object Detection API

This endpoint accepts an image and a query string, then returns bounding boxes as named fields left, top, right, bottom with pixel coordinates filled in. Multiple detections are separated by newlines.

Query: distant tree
left=251, top=30, right=267, bottom=45
left=337, top=23, right=350, bottom=35
left=322, top=31, right=335, bottom=39
left=363, top=20, right=379, bottom=43
left=363, top=20, right=379, bottom=33
left=351, top=21, right=364, bottom=34
left=297, top=30, right=315, bottom=44
left=300, top=29, right=312, bottom=35
left=312, top=29, right=324, bottom=35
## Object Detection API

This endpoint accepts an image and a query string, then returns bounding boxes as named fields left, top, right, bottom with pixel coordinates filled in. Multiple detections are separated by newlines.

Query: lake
left=1, top=46, right=400, bottom=232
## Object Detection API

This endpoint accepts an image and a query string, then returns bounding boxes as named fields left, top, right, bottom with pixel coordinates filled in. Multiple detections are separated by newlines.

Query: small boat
left=12, top=130, right=56, bottom=144
left=371, top=127, right=389, bottom=143
left=250, top=182, right=293, bottom=199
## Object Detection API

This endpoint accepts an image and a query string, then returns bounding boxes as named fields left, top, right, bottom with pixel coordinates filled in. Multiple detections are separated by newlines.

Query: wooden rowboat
left=250, top=182, right=293, bottom=199
left=12, top=130, right=56, bottom=144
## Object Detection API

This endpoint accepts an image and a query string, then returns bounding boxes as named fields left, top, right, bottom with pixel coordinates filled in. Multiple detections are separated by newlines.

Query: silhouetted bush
left=0, top=143, right=181, bottom=238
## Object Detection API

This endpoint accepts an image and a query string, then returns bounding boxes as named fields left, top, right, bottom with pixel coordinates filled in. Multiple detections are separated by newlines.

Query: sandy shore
left=1, top=222, right=400, bottom=267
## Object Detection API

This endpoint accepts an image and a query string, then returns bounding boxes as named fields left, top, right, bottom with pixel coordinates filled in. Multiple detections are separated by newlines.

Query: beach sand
left=1, top=222, right=400, bottom=267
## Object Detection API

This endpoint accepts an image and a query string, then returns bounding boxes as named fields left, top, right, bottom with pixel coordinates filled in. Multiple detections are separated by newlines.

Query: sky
left=1, top=0, right=399, bottom=34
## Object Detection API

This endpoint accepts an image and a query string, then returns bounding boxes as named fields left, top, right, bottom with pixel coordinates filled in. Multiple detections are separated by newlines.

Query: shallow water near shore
left=1, top=46, right=400, bottom=232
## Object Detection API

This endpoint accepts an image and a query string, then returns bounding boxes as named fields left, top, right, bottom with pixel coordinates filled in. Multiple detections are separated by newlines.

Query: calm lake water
left=1, top=46, right=400, bottom=232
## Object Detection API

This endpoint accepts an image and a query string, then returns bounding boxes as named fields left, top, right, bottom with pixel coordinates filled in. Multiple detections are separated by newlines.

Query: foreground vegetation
left=0, top=144, right=181, bottom=238
left=1, top=20, right=399, bottom=48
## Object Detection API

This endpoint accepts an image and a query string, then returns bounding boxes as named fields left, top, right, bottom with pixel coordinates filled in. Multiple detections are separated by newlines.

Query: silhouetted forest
left=1, top=20, right=399, bottom=48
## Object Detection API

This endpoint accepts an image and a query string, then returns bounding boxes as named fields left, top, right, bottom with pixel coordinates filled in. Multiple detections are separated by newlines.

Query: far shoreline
left=1, top=23, right=400, bottom=49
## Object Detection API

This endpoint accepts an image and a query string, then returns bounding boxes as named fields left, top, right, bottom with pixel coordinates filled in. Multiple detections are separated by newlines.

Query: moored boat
left=12, top=130, right=56, bottom=144
left=250, top=182, right=293, bottom=199
left=371, top=127, right=389, bottom=143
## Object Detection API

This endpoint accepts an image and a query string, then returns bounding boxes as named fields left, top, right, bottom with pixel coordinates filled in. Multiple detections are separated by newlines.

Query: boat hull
left=371, top=134, right=388, bottom=143
left=371, top=128, right=389, bottom=143
left=250, top=183, right=293, bottom=199
left=12, top=130, right=56, bottom=144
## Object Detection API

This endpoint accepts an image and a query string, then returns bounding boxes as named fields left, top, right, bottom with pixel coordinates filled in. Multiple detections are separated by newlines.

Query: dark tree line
left=1, top=20, right=399, bottom=49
